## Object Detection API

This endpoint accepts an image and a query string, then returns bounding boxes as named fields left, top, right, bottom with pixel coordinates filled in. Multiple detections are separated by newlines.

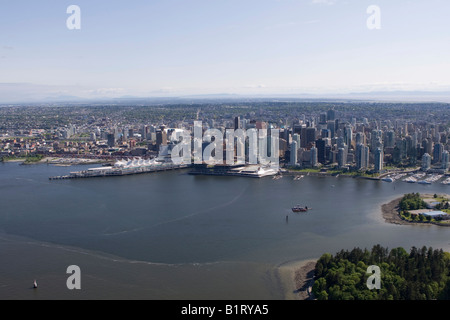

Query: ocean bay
left=1, top=161, right=450, bottom=299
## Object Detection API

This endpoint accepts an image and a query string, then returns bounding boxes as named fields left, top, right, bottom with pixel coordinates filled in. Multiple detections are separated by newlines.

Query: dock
left=49, top=163, right=190, bottom=180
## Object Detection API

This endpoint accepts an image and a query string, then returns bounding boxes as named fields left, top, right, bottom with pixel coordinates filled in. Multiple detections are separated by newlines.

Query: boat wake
left=149, top=185, right=249, bottom=229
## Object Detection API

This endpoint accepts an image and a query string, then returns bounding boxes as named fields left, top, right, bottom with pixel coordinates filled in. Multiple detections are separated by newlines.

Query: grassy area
left=340, top=171, right=380, bottom=178
left=1, top=154, right=45, bottom=163
left=286, top=167, right=380, bottom=177
left=428, top=194, right=450, bottom=203
left=0, top=155, right=25, bottom=162
left=286, top=167, right=321, bottom=173
left=23, top=154, right=45, bottom=163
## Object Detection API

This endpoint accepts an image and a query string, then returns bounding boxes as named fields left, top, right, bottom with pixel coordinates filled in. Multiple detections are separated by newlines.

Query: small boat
left=33, top=280, right=38, bottom=289
left=292, top=205, right=309, bottom=212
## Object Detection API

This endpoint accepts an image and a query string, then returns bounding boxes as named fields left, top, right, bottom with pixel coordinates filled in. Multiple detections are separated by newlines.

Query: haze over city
left=1, top=0, right=450, bottom=102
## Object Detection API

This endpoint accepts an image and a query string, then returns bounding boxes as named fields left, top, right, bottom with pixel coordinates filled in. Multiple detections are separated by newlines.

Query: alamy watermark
left=367, top=5, right=381, bottom=30
left=170, top=121, right=280, bottom=167
left=66, top=5, right=81, bottom=30
left=66, top=265, right=81, bottom=290
left=366, top=265, right=381, bottom=290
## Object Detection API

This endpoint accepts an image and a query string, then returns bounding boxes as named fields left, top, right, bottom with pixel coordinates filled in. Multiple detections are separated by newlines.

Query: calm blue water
left=1, top=162, right=449, bottom=299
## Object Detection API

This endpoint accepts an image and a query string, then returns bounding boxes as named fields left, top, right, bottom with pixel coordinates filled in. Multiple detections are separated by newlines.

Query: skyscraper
left=422, top=153, right=431, bottom=171
left=290, top=141, right=298, bottom=166
left=356, top=143, right=369, bottom=170
left=234, top=116, right=241, bottom=130
left=327, top=121, right=335, bottom=138
left=337, top=147, right=347, bottom=168
left=292, top=133, right=301, bottom=146
left=305, top=127, right=317, bottom=147
left=310, top=146, right=318, bottom=168
left=315, top=139, right=326, bottom=164
left=355, top=132, right=366, bottom=146
left=344, top=126, right=352, bottom=148
left=433, top=143, right=443, bottom=164
left=442, top=150, right=449, bottom=170
left=327, top=108, right=336, bottom=121
left=371, top=129, right=383, bottom=151
left=156, top=128, right=167, bottom=146
left=385, top=130, right=395, bottom=148
left=319, top=113, right=327, bottom=124
left=107, top=133, right=115, bottom=148
left=374, top=147, right=384, bottom=173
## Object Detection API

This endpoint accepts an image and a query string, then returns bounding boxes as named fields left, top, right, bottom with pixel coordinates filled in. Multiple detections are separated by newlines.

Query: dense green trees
left=312, top=245, right=450, bottom=300
left=399, top=193, right=427, bottom=211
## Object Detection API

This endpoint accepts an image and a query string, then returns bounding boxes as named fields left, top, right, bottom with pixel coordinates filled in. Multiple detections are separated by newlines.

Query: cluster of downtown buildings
left=287, top=108, right=449, bottom=173
left=1, top=104, right=450, bottom=174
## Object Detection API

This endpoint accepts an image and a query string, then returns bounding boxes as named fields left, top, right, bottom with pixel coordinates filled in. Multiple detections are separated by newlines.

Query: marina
left=382, top=171, right=450, bottom=185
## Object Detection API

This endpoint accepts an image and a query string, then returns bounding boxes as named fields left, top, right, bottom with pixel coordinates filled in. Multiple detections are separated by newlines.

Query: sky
left=1, top=0, right=450, bottom=102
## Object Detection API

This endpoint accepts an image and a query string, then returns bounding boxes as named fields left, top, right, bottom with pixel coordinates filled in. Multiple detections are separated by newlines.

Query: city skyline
left=2, top=0, right=450, bottom=102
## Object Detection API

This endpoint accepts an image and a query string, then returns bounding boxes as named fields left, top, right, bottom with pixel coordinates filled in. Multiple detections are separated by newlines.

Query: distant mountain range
left=1, top=84, right=450, bottom=105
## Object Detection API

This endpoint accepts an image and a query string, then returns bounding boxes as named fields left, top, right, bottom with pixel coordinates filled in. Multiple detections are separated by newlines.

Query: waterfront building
left=290, top=140, right=298, bottom=166
left=433, top=143, right=443, bottom=164
left=422, top=153, right=431, bottom=171
left=315, top=139, right=326, bottom=164
left=310, top=146, right=318, bottom=168
left=374, top=147, right=384, bottom=173
left=337, top=147, right=347, bottom=168
left=356, top=143, right=369, bottom=170
left=442, top=150, right=449, bottom=170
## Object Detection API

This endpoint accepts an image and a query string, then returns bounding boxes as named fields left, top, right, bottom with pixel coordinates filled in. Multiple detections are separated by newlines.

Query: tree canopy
left=312, top=245, right=450, bottom=300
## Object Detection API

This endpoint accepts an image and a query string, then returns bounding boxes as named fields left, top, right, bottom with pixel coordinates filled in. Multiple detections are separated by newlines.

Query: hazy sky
left=1, top=0, right=450, bottom=101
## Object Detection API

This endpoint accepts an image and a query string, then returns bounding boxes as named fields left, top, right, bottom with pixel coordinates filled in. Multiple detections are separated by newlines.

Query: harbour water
left=1, top=162, right=450, bottom=299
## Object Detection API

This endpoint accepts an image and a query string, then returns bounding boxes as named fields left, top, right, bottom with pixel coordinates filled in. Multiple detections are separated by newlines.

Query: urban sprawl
left=1, top=101, right=450, bottom=180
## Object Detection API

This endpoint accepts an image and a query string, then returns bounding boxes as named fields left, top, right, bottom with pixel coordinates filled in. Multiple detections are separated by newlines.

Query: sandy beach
left=381, top=197, right=407, bottom=225
left=278, top=259, right=317, bottom=300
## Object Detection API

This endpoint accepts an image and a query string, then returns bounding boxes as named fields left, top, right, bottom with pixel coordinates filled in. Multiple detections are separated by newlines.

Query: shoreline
left=2, top=156, right=110, bottom=166
left=382, top=193, right=450, bottom=227
left=277, top=259, right=317, bottom=300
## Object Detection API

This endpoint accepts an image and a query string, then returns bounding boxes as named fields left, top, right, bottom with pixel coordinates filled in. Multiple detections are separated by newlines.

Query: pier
left=49, top=163, right=190, bottom=180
